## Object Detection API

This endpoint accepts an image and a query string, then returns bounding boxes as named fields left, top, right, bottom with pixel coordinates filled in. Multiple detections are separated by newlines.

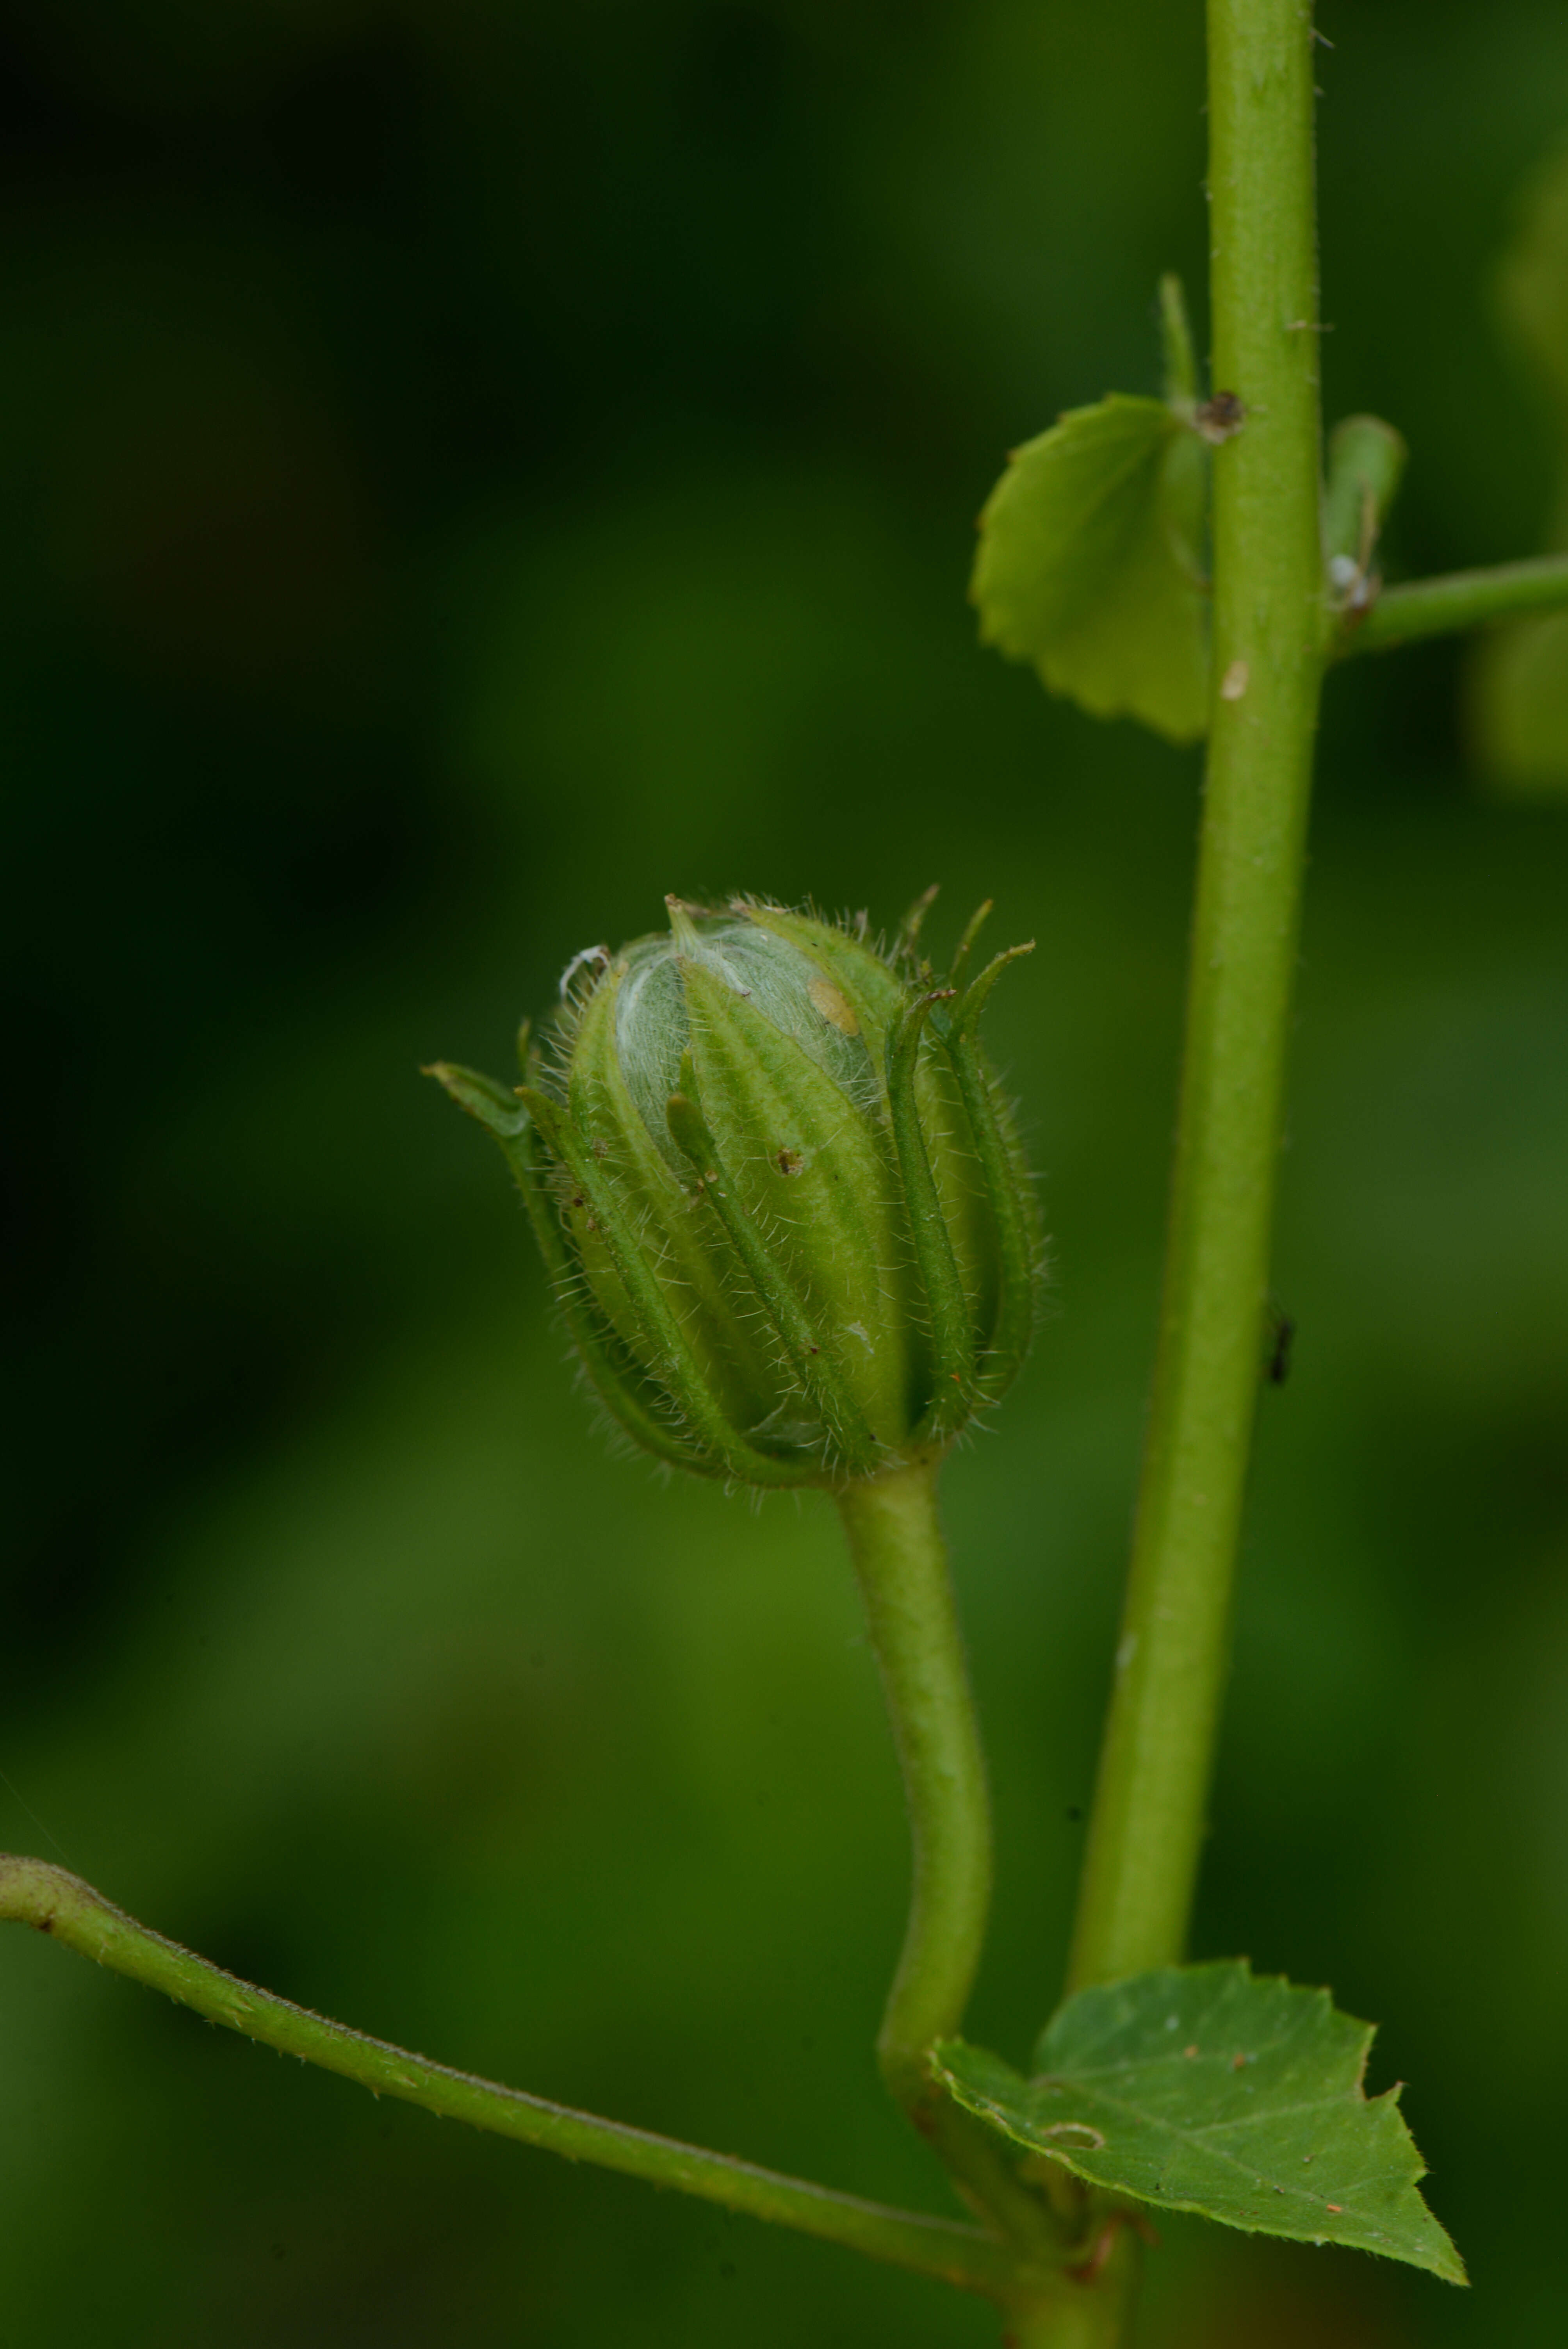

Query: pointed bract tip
left=896, top=883, right=941, bottom=956
left=949, top=899, right=996, bottom=986
left=952, top=939, right=1036, bottom=1034
left=665, top=895, right=704, bottom=954
left=424, top=1059, right=528, bottom=1139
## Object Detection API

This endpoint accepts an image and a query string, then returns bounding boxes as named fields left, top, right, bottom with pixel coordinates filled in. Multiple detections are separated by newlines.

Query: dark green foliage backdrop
left=3, top=4, right=1566, bottom=2342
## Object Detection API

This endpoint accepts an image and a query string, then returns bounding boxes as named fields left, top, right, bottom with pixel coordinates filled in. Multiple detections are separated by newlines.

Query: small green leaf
left=1323, top=416, right=1408, bottom=574
left=1159, top=273, right=1199, bottom=411
left=933, top=1960, right=1465, bottom=2286
left=973, top=393, right=1208, bottom=743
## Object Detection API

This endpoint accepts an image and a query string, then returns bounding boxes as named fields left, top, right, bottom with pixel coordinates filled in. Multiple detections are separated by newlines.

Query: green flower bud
left=429, top=894, right=1041, bottom=1489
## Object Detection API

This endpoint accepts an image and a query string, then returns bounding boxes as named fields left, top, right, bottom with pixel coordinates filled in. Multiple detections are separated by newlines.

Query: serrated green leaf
left=933, top=1961, right=1465, bottom=2285
left=972, top=393, right=1208, bottom=744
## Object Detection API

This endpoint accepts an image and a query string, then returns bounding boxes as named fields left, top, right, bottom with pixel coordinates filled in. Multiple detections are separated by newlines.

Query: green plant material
left=1064, top=0, right=1329, bottom=2001
left=1338, top=551, right=1568, bottom=657
left=1497, top=146, right=1568, bottom=411
left=1159, top=271, right=1199, bottom=410
left=939, top=950, right=1042, bottom=1404
left=972, top=390, right=1209, bottom=743
left=430, top=898, right=1040, bottom=1489
left=934, top=1962, right=1465, bottom=2286
left=1468, top=605, right=1568, bottom=795
left=434, top=904, right=1058, bottom=2270
left=0, top=1853, right=1023, bottom=2300
left=1322, top=415, right=1407, bottom=608
left=1466, top=148, right=1568, bottom=794
left=883, top=992, right=976, bottom=1444
left=833, top=1463, right=1064, bottom=2263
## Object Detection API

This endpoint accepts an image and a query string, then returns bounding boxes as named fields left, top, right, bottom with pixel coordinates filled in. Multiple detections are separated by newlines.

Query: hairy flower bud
left=430, top=894, right=1041, bottom=1488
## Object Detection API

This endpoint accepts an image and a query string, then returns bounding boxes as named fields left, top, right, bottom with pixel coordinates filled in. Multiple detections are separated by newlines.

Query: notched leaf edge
left=930, top=1960, right=1466, bottom=2288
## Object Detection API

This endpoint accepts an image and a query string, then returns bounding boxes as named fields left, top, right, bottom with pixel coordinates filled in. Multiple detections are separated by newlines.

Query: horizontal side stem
left=1340, top=552, right=1568, bottom=656
left=0, top=1854, right=1017, bottom=2300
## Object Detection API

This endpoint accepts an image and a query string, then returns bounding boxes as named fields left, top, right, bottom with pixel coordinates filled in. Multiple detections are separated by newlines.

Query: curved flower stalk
left=430, top=891, right=1062, bottom=2267
left=428, top=893, right=1040, bottom=1491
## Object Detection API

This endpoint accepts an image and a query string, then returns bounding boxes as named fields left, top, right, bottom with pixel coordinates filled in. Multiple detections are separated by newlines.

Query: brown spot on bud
left=807, top=977, right=859, bottom=1035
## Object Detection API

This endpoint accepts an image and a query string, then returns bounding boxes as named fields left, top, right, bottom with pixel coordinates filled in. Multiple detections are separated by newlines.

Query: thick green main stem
left=1068, top=0, right=1325, bottom=1994
left=0, top=1853, right=1017, bottom=2299
left=1007, top=2232, right=1141, bottom=2349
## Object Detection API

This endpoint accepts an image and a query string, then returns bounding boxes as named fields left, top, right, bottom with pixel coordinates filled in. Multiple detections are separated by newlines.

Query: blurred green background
left=3, top=3, right=1567, bottom=2342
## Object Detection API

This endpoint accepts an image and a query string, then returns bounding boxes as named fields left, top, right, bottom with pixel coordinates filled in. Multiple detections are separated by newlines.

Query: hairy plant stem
left=0, top=1853, right=1019, bottom=2299
left=1068, top=0, right=1325, bottom=1996
left=836, top=1461, right=1064, bottom=2263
